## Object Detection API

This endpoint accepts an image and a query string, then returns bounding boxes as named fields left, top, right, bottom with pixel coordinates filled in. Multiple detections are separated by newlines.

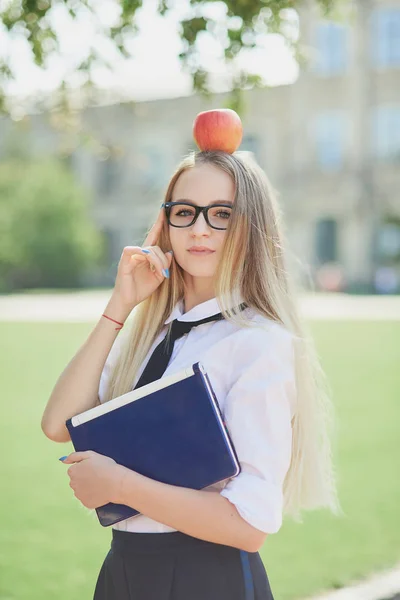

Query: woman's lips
left=187, top=249, right=215, bottom=255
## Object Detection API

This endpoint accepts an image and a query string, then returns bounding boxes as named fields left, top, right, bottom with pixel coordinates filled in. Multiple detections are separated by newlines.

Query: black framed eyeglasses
left=163, top=201, right=232, bottom=230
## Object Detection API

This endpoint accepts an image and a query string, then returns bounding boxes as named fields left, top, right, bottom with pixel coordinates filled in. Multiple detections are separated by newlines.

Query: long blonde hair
left=104, top=149, right=342, bottom=523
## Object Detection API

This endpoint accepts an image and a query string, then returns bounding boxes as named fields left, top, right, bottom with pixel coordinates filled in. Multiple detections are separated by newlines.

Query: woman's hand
left=61, top=451, right=128, bottom=509
left=112, top=205, right=174, bottom=311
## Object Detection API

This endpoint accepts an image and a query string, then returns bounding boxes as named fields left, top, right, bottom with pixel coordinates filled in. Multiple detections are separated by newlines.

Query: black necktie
left=133, top=302, right=247, bottom=390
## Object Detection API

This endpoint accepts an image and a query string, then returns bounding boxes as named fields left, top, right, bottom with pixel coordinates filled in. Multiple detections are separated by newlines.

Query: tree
left=0, top=157, right=102, bottom=291
left=0, top=0, right=339, bottom=118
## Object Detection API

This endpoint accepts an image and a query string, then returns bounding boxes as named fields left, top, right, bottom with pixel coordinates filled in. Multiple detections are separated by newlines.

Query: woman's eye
left=176, top=210, right=193, bottom=217
left=217, top=211, right=231, bottom=219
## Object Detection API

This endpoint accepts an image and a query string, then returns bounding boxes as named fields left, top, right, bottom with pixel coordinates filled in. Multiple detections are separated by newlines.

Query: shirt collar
left=164, top=294, right=244, bottom=325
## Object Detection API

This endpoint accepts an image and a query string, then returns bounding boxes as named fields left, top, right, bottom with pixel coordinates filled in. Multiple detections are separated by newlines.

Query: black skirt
left=93, top=529, right=274, bottom=600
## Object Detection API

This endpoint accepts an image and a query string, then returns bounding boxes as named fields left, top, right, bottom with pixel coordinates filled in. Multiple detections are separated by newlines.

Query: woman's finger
left=150, top=246, right=170, bottom=271
left=121, top=246, right=146, bottom=260
left=139, top=248, right=167, bottom=279
left=120, top=247, right=148, bottom=272
left=143, top=205, right=165, bottom=248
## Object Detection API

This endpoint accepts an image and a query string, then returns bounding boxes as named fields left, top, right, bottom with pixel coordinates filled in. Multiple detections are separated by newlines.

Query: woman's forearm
left=115, top=466, right=267, bottom=553
left=41, top=294, right=134, bottom=444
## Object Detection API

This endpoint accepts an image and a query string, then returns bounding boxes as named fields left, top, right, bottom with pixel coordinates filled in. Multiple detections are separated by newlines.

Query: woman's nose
left=192, top=211, right=210, bottom=232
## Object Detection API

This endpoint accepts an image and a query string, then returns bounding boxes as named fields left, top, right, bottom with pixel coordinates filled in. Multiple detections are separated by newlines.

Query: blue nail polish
left=141, top=249, right=150, bottom=254
left=160, top=203, right=164, bottom=208
left=59, top=456, right=68, bottom=461
left=162, top=268, right=169, bottom=278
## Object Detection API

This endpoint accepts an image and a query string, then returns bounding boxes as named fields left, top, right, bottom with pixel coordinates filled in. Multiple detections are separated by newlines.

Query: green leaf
left=0, top=0, right=341, bottom=118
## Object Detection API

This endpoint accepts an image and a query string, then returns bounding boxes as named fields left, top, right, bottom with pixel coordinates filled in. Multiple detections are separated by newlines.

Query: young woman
left=42, top=149, right=341, bottom=600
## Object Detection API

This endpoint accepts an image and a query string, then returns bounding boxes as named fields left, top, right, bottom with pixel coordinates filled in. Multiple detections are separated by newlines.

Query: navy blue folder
left=65, top=362, right=240, bottom=527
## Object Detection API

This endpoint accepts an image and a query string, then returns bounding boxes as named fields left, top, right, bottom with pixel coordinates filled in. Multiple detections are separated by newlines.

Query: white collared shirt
left=98, top=296, right=297, bottom=534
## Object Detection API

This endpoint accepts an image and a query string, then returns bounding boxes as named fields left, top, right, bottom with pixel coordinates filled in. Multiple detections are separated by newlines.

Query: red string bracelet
left=102, top=313, right=124, bottom=330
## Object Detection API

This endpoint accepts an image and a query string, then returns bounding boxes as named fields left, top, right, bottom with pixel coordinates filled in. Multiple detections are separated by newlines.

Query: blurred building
left=0, top=0, right=399, bottom=291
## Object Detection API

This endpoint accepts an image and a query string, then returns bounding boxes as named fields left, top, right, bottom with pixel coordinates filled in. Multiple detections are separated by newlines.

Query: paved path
left=300, top=562, right=400, bottom=600
left=0, top=291, right=400, bottom=321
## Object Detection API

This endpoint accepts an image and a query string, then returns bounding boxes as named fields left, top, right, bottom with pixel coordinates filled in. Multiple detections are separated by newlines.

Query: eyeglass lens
left=169, top=204, right=232, bottom=229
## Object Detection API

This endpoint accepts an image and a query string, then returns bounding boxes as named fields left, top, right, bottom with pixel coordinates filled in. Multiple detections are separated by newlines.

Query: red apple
left=193, top=108, right=243, bottom=154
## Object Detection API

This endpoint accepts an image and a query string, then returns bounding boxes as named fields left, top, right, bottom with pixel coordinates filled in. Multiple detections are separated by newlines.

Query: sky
left=0, top=0, right=299, bottom=107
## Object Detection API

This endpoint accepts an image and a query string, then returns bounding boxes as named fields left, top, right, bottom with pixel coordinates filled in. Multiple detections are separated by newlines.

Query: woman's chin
left=183, top=267, right=216, bottom=278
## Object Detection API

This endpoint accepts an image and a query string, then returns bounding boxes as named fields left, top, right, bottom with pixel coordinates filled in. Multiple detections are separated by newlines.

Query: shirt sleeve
left=220, top=324, right=296, bottom=534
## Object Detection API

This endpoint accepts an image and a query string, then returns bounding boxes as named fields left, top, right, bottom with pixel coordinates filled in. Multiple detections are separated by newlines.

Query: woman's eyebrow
left=173, top=199, right=233, bottom=205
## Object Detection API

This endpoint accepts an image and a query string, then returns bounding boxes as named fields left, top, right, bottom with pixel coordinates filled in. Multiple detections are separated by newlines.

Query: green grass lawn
left=0, top=320, right=399, bottom=600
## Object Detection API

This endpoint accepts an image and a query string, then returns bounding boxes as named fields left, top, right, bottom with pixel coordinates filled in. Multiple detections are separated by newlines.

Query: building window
left=101, top=227, right=121, bottom=266
left=136, top=144, right=167, bottom=189
left=97, top=154, right=122, bottom=197
left=313, top=21, right=348, bottom=76
left=378, top=221, right=400, bottom=260
left=240, top=134, right=260, bottom=160
left=313, top=111, right=347, bottom=171
left=372, top=106, right=400, bottom=161
left=372, top=9, right=400, bottom=68
left=315, top=218, right=338, bottom=264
